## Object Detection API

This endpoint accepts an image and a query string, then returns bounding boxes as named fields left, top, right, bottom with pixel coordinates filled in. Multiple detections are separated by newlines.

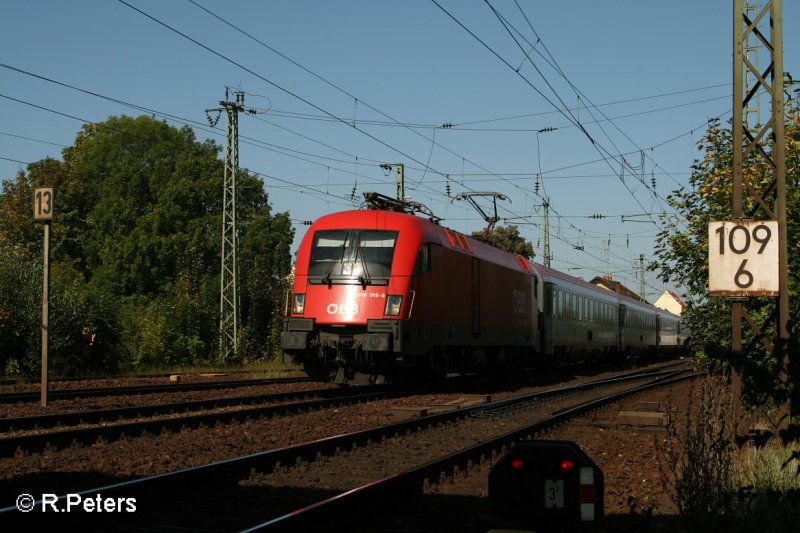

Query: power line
left=118, top=0, right=454, bottom=188
left=0, top=130, right=67, bottom=148
left=434, top=0, right=676, bottom=228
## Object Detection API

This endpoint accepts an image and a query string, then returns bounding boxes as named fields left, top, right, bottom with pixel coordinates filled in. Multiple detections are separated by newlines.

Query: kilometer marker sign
left=708, top=220, right=779, bottom=297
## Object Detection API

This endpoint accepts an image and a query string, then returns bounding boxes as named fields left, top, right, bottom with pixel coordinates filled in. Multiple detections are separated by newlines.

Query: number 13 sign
left=34, top=187, right=54, bottom=221
left=709, top=220, right=779, bottom=296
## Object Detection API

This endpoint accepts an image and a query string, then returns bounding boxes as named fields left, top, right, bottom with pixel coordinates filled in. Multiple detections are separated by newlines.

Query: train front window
left=308, top=231, right=349, bottom=278
left=308, top=230, right=397, bottom=285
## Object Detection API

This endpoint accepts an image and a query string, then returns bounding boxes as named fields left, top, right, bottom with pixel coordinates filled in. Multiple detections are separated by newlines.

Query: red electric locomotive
left=281, top=193, right=540, bottom=384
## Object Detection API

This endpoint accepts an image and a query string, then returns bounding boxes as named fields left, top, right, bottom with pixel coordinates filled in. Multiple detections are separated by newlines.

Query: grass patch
left=657, top=374, right=800, bottom=532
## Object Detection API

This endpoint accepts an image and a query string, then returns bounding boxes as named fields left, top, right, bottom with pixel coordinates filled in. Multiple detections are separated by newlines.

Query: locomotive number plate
left=544, top=479, right=564, bottom=508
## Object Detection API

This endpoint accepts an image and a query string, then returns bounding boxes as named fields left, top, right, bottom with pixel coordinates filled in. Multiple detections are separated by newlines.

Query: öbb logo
left=326, top=303, right=359, bottom=315
left=512, top=290, right=526, bottom=315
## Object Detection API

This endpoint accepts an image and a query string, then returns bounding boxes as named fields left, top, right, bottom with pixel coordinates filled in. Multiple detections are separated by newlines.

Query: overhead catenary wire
left=0, top=76, right=681, bottom=289
left=479, top=0, right=669, bottom=220
left=0, top=61, right=690, bottom=230
left=0, top=3, right=715, bottom=293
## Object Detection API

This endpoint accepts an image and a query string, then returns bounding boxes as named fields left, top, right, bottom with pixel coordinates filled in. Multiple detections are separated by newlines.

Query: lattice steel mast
left=731, top=0, right=790, bottom=418
left=206, top=90, right=247, bottom=362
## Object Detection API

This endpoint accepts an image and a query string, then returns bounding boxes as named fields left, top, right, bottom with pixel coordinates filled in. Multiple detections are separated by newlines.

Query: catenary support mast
left=207, top=90, right=247, bottom=362
left=731, top=0, right=789, bottom=424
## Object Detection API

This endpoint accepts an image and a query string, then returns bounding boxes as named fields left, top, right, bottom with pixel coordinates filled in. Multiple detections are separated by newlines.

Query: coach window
left=553, top=288, right=559, bottom=318
left=413, top=244, right=432, bottom=275
left=558, top=290, right=564, bottom=318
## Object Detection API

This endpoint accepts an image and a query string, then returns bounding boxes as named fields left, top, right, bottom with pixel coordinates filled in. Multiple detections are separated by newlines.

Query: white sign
left=33, top=187, right=54, bottom=221
left=544, top=479, right=564, bottom=508
left=708, top=220, right=779, bottom=296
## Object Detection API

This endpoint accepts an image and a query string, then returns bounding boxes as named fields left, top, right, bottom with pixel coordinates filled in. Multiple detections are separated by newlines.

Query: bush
left=119, top=292, right=214, bottom=370
left=657, top=374, right=735, bottom=531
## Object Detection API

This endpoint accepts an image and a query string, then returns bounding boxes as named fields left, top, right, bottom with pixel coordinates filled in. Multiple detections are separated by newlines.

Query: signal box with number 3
left=489, top=440, right=604, bottom=526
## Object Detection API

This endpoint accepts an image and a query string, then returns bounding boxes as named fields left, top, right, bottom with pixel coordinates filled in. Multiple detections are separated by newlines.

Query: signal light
left=560, top=459, right=574, bottom=472
left=510, top=458, right=523, bottom=471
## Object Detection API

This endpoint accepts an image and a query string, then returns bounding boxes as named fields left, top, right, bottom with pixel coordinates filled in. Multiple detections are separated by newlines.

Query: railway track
left=0, top=376, right=309, bottom=404
left=0, top=385, right=398, bottom=457
left=0, top=362, right=697, bottom=530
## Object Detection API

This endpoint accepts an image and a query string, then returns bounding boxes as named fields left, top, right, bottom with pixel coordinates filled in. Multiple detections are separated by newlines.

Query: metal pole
left=639, top=254, right=645, bottom=302
left=543, top=200, right=551, bottom=268
left=771, top=0, right=790, bottom=357
left=217, top=93, right=244, bottom=362
left=395, top=164, right=405, bottom=201
left=731, top=0, right=745, bottom=428
left=41, top=221, right=50, bottom=407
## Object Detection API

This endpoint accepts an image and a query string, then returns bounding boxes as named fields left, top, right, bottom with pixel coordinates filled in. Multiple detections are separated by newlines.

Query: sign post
left=34, top=187, right=53, bottom=407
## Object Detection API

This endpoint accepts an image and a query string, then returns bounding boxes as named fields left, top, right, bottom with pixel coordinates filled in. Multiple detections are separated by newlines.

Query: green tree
left=239, top=207, right=294, bottom=359
left=0, top=115, right=294, bottom=374
left=471, top=224, right=535, bottom=259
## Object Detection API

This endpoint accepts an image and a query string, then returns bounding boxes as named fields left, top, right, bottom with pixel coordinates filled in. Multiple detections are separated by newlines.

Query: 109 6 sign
left=708, top=220, right=779, bottom=296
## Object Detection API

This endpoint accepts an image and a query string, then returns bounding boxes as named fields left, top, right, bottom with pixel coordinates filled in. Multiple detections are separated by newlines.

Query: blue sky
left=2, top=1, right=797, bottom=302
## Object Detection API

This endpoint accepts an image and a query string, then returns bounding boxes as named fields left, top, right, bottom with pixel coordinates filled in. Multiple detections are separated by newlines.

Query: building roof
left=664, top=290, right=686, bottom=308
left=590, top=274, right=643, bottom=302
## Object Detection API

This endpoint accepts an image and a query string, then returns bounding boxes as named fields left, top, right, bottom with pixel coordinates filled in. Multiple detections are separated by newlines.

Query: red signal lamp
left=510, top=457, right=523, bottom=470
left=560, top=459, right=574, bottom=472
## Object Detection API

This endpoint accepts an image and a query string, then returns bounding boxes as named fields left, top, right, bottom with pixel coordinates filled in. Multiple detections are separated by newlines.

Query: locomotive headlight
left=384, top=295, right=403, bottom=316
left=292, top=294, right=306, bottom=314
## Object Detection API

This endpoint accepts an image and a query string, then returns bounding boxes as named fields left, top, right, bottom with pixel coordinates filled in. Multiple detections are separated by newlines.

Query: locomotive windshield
left=308, top=230, right=397, bottom=285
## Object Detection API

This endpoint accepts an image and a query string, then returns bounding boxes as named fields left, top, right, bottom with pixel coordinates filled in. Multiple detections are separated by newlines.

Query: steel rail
left=0, top=386, right=398, bottom=457
left=0, top=376, right=309, bottom=404
left=0, top=386, right=361, bottom=433
left=249, top=371, right=699, bottom=532
left=0, top=366, right=693, bottom=529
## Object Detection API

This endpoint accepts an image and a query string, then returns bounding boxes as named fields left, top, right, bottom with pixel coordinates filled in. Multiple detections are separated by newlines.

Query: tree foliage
left=653, top=100, right=800, bottom=436
left=471, top=224, right=535, bottom=259
left=0, top=115, right=294, bottom=375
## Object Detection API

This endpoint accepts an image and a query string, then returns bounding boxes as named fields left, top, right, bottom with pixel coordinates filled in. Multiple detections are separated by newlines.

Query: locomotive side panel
left=476, top=252, right=537, bottom=349
left=404, top=238, right=538, bottom=374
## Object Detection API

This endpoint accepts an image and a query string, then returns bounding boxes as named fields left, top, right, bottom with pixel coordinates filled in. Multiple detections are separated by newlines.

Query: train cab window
left=357, top=231, right=397, bottom=277
left=308, top=231, right=349, bottom=276
left=308, top=230, right=397, bottom=284
left=414, top=244, right=432, bottom=276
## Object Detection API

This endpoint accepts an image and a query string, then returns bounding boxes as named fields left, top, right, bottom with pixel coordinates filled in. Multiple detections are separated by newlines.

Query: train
left=281, top=193, right=686, bottom=384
